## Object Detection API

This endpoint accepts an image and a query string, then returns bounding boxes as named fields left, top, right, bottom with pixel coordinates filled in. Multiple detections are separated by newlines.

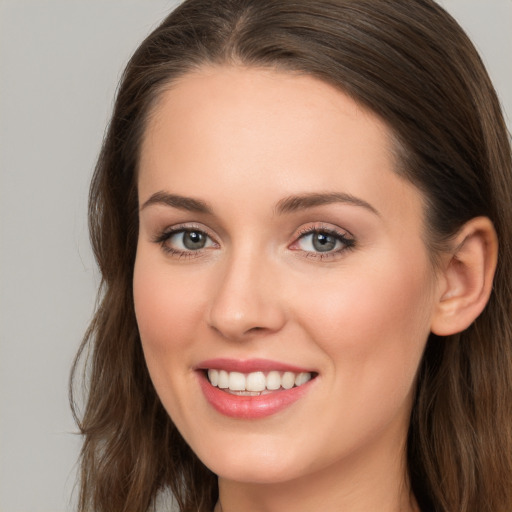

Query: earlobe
left=431, top=217, right=498, bottom=336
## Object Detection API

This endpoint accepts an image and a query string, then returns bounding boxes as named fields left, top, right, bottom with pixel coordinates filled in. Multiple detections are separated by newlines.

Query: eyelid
left=289, top=223, right=356, bottom=258
left=294, top=223, right=354, bottom=240
left=152, top=222, right=219, bottom=257
left=152, top=221, right=355, bottom=260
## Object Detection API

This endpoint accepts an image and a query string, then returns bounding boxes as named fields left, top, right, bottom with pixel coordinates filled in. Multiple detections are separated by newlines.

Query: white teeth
left=218, top=370, right=229, bottom=389
left=266, top=371, right=281, bottom=390
left=228, top=372, right=246, bottom=391
left=281, top=371, right=295, bottom=390
left=295, top=372, right=312, bottom=386
left=208, top=369, right=219, bottom=387
left=207, top=369, right=313, bottom=392
left=246, top=371, right=266, bottom=392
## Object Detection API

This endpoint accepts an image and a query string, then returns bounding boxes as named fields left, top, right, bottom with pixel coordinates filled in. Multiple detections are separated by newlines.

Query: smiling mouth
left=206, top=369, right=316, bottom=396
left=197, top=361, right=318, bottom=418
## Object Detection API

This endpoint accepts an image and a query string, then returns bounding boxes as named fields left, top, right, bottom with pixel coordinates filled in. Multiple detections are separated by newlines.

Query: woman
left=70, top=0, right=512, bottom=511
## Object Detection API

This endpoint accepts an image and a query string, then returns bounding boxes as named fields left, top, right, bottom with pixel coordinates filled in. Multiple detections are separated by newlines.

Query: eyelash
left=292, top=225, right=356, bottom=260
left=152, top=224, right=217, bottom=259
left=153, top=224, right=356, bottom=260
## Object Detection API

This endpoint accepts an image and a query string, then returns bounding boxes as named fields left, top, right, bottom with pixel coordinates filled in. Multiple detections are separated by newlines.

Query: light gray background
left=0, top=1, right=510, bottom=511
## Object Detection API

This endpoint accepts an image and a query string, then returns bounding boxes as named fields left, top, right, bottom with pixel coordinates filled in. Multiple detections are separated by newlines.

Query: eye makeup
left=152, top=223, right=219, bottom=259
left=290, top=224, right=356, bottom=260
left=151, top=221, right=356, bottom=261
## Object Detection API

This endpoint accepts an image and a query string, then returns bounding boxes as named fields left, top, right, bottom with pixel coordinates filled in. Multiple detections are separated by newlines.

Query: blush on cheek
left=133, top=262, right=208, bottom=359
left=133, top=267, right=198, bottom=412
left=305, top=262, right=431, bottom=378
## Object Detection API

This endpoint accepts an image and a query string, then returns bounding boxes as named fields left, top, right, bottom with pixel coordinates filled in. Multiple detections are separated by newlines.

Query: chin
left=195, top=437, right=308, bottom=484
left=211, top=460, right=302, bottom=485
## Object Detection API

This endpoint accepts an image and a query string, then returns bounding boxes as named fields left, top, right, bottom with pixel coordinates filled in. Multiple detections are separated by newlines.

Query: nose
left=207, top=249, right=287, bottom=341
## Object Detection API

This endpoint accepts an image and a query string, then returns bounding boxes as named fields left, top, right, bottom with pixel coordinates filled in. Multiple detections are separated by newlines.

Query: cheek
left=133, top=251, right=208, bottom=365
left=299, top=255, right=433, bottom=405
left=132, top=250, right=216, bottom=426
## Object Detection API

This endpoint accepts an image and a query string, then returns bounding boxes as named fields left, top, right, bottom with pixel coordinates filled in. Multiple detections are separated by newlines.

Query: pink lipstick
left=196, top=358, right=317, bottom=419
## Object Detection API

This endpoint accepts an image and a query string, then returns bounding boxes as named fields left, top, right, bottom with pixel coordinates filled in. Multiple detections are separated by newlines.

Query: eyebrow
left=275, top=192, right=380, bottom=216
left=140, top=190, right=379, bottom=216
left=140, top=191, right=213, bottom=214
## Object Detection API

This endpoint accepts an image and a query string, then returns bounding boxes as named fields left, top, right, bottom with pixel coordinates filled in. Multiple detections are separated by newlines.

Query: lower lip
left=198, top=371, right=315, bottom=419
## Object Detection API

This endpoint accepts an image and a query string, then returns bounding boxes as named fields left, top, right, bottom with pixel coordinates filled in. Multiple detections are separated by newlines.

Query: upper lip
left=196, top=358, right=314, bottom=374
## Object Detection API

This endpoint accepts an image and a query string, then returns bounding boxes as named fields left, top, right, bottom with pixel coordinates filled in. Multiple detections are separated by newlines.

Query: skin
left=133, top=66, right=446, bottom=512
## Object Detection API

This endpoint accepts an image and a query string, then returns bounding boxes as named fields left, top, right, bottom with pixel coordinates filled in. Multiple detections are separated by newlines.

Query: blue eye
left=156, top=228, right=216, bottom=255
left=295, top=229, right=354, bottom=255
left=171, top=230, right=210, bottom=250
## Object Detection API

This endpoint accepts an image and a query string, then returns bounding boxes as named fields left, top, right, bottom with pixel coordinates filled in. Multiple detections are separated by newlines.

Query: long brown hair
left=70, top=1, right=512, bottom=511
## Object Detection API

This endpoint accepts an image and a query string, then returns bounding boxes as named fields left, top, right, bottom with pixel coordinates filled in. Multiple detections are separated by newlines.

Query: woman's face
left=134, top=67, right=441, bottom=485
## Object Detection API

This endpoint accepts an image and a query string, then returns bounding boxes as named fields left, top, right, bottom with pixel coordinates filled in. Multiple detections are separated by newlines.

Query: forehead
left=140, top=66, right=393, bottom=163
left=140, top=67, right=391, bottom=180
left=138, top=66, right=424, bottom=227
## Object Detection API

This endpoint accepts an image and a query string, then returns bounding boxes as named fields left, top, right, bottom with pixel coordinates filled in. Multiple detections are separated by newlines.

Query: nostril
left=207, top=285, right=287, bottom=340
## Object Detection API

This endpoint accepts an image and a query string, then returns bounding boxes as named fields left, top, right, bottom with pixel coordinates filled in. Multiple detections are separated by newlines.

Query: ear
left=431, top=217, right=498, bottom=336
